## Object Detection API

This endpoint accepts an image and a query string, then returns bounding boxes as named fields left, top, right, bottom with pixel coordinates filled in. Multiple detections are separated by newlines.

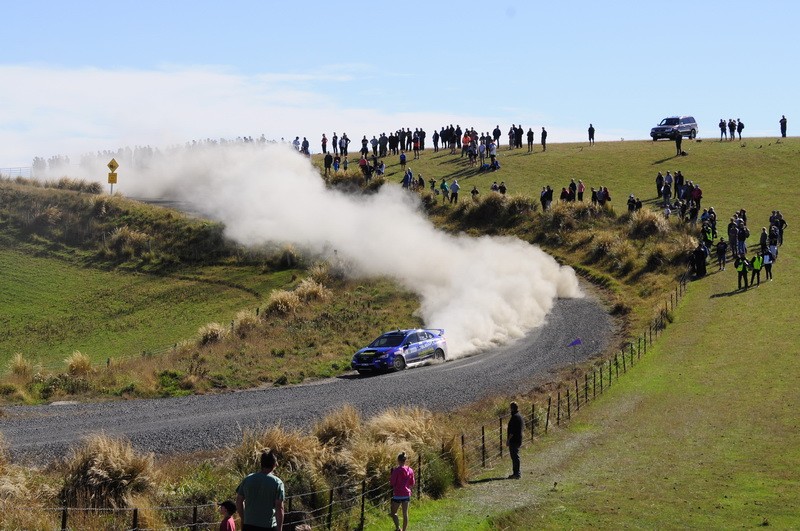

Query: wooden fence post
left=531, top=403, right=536, bottom=439
left=566, top=389, right=571, bottom=420
left=461, top=432, right=465, bottom=463
left=327, top=488, right=334, bottom=530
left=575, top=379, right=580, bottom=410
left=621, top=349, right=626, bottom=373
left=60, top=508, right=68, bottom=531
left=615, top=354, right=619, bottom=378
left=132, top=508, right=139, bottom=531
left=417, top=455, right=422, bottom=498
left=545, top=396, right=551, bottom=433
left=359, top=480, right=366, bottom=531
left=499, top=417, right=503, bottom=458
left=593, top=369, right=597, bottom=398
left=192, top=505, right=198, bottom=531
left=608, top=359, right=612, bottom=386
left=584, top=373, right=589, bottom=403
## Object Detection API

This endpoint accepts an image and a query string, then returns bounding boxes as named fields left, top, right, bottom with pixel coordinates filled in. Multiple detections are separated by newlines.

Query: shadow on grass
left=468, top=476, right=510, bottom=484
left=710, top=287, right=748, bottom=298
left=651, top=154, right=680, bottom=165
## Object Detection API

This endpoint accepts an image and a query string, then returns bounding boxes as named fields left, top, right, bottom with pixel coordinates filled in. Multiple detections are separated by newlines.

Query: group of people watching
left=544, top=179, right=612, bottom=210
left=719, top=119, right=745, bottom=141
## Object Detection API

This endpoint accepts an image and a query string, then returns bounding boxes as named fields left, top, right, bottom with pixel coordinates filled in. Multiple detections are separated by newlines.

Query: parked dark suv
left=650, top=116, right=698, bottom=140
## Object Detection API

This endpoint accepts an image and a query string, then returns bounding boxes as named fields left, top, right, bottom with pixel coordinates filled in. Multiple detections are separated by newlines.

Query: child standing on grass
left=218, top=500, right=236, bottom=531
left=390, top=452, right=415, bottom=531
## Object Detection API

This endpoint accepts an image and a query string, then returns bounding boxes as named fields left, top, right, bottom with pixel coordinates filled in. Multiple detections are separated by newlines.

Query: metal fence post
left=481, top=426, right=486, bottom=467
left=499, top=417, right=503, bottom=458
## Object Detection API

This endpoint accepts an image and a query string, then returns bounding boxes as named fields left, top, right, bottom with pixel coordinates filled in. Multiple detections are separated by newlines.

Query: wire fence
left=11, top=272, right=689, bottom=530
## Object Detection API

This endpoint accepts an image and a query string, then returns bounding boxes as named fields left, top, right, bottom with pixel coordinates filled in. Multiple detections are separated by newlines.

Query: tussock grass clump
left=64, top=351, right=92, bottom=377
left=265, top=290, right=301, bottom=315
left=197, top=322, right=227, bottom=346
left=53, top=177, right=102, bottom=194
left=7, top=353, right=32, bottom=380
left=231, top=426, right=327, bottom=511
left=328, top=171, right=365, bottom=190
left=308, top=261, right=331, bottom=285
left=107, top=225, right=150, bottom=257
left=313, top=404, right=361, bottom=449
left=365, top=406, right=439, bottom=447
left=295, top=277, right=331, bottom=302
left=541, top=202, right=578, bottom=231
left=628, top=208, right=670, bottom=238
left=60, top=434, right=156, bottom=508
left=233, top=310, right=260, bottom=339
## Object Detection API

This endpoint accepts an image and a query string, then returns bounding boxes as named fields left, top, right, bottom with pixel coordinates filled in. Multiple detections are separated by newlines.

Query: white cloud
left=0, top=64, right=600, bottom=168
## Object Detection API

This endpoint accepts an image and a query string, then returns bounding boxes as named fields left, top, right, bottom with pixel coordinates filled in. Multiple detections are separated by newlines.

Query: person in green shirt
left=236, top=450, right=285, bottom=531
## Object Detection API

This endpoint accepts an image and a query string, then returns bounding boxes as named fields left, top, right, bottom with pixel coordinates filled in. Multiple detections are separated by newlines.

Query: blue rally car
left=351, top=329, right=448, bottom=374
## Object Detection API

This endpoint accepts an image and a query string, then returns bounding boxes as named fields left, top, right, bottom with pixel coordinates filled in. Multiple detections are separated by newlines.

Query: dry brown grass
left=313, top=404, right=361, bottom=449
left=59, top=434, right=157, bottom=509
left=265, top=289, right=302, bottom=315
left=294, top=277, right=331, bottom=302
left=7, top=353, right=32, bottom=380
left=64, top=351, right=93, bottom=377
left=233, top=309, right=260, bottom=339
left=230, top=425, right=322, bottom=476
left=628, top=208, right=671, bottom=238
left=308, top=262, right=331, bottom=285
left=196, top=322, right=227, bottom=346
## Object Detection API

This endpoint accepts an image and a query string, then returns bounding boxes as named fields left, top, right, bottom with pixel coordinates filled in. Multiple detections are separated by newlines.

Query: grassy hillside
left=354, top=138, right=800, bottom=529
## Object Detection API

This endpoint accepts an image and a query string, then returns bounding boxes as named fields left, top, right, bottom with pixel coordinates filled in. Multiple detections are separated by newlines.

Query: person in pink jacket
left=390, top=452, right=415, bottom=531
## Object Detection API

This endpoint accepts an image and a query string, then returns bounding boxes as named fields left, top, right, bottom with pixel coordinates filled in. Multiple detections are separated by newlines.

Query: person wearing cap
left=218, top=500, right=237, bottom=531
left=449, top=179, right=460, bottom=204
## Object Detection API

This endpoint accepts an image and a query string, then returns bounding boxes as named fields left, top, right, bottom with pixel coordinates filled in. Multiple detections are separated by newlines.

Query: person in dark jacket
left=506, top=402, right=524, bottom=479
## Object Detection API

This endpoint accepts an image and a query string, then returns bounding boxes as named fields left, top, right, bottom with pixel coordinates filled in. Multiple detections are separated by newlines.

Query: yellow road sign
left=107, top=158, right=119, bottom=172
left=108, top=172, right=118, bottom=184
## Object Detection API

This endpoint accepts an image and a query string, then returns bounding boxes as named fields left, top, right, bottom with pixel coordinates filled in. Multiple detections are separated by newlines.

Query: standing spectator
left=333, top=154, right=341, bottom=173
left=236, top=450, right=285, bottom=531
left=493, top=125, right=502, bottom=147
left=449, top=179, right=460, bottom=203
left=527, top=128, right=534, bottom=152
left=763, top=251, right=774, bottom=281
left=218, top=501, right=237, bottom=531
left=323, top=152, right=333, bottom=178
left=301, top=137, right=310, bottom=155
left=568, top=179, right=577, bottom=201
left=577, top=179, right=585, bottom=201
left=506, top=402, right=524, bottom=480
left=627, top=194, right=636, bottom=212
left=728, top=119, right=736, bottom=141
left=399, top=151, right=407, bottom=171
left=736, top=119, right=744, bottom=140
left=540, top=127, right=548, bottom=151
left=340, top=133, right=350, bottom=156
left=440, top=178, right=449, bottom=203
left=389, top=452, right=415, bottom=531
left=588, top=123, right=595, bottom=145
left=432, top=130, right=440, bottom=152
left=371, top=136, right=379, bottom=157
left=759, top=227, right=769, bottom=254
left=655, top=172, right=664, bottom=199
left=675, top=132, right=683, bottom=156
left=780, top=115, right=788, bottom=137
left=488, top=140, right=497, bottom=166
left=750, top=253, right=763, bottom=287
left=735, top=254, right=750, bottom=290
left=719, top=119, right=727, bottom=141
left=471, top=185, right=480, bottom=201
left=774, top=211, right=788, bottom=245
left=716, top=238, right=728, bottom=271
left=321, top=134, right=328, bottom=154
left=332, top=132, right=339, bottom=155
left=292, top=137, right=301, bottom=151
left=498, top=182, right=507, bottom=195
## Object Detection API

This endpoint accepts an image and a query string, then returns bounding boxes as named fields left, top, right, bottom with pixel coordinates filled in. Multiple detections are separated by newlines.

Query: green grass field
left=0, top=249, right=293, bottom=368
left=357, top=137, right=800, bottom=529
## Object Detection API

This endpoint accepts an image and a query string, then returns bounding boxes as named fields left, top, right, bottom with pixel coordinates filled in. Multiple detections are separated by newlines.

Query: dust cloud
left=121, top=143, right=581, bottom=357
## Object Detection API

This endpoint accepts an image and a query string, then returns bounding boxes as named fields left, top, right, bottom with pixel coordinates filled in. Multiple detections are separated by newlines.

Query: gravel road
left=1, top=295, right=611, bottom=462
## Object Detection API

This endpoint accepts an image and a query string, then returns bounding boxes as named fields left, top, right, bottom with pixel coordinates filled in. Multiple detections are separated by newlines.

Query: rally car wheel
left=393, top=356, right=406, bottom=371
left=434, top=348, right=445, bottom=361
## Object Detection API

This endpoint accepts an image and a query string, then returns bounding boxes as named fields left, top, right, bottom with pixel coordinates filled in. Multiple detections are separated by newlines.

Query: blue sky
left=0, top=0, right=796, bottom=166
